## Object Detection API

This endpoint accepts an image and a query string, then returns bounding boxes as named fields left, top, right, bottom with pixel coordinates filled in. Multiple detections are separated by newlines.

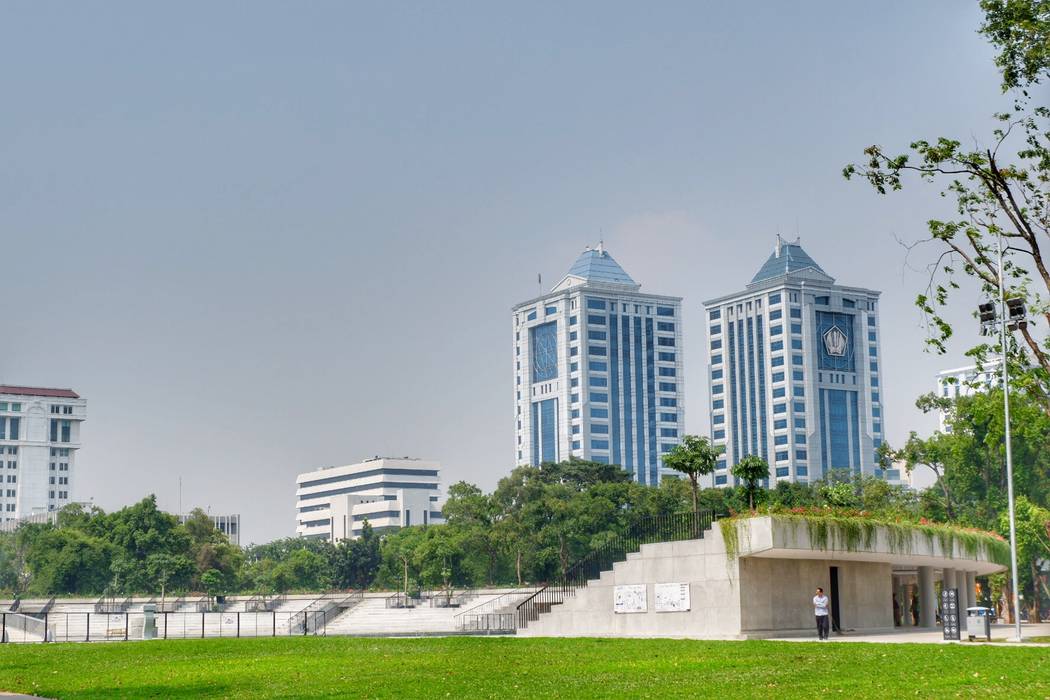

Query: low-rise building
left=935, top=360, right=1002, bottom=432
left=295, top=457, right=445, bottom=542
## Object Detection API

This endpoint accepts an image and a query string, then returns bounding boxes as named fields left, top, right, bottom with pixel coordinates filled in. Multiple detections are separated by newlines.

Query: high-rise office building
left=0, top=385, right=86, bottom=521
left=703, top=236, right=885, bottom=485
left=511, top=243, right=684, bottom=484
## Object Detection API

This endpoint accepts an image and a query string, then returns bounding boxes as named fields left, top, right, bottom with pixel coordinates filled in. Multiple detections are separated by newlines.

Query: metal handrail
left=290, top=591, right=359, bottom=634
left=384, top=591, right=418, bottom=609
left=455, top=587, right=537, bottom=628
left=430, top=587, right=477, bottom=608
left=159, top=595, right=184, bottom=613
left=515, top=510, right=715, bottom=629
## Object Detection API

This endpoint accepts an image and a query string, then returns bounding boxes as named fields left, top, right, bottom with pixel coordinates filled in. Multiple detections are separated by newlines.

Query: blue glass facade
left=815, top=311, right=855, bottom=372
left=705, top=237, right=885, bottom=485
left=513, top=245, right=683, bottom=482
left=531, top=322, right=558, bottom=382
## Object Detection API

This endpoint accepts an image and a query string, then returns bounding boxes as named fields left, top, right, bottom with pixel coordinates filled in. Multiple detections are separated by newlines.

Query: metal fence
left=0, top=610, right=339, bottom=644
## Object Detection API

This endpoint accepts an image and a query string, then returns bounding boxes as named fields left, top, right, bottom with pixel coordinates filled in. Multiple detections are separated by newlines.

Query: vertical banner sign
left=941, top=588, right=960, bottom=641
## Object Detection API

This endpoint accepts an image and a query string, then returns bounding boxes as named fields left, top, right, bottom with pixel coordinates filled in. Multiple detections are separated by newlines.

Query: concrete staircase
left=324, top=594, right=503, bottom=636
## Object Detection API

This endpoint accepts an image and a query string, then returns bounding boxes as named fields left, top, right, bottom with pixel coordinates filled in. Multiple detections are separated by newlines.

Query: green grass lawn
left=1, top=636, right=1048, bottom=699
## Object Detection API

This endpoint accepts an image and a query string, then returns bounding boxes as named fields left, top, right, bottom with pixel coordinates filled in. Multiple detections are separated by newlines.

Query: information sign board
left=941, top=588, right=960, bottom=640
left=613, top=584, right=647, bottom=614
left=654, top=583, right=690, bottom=612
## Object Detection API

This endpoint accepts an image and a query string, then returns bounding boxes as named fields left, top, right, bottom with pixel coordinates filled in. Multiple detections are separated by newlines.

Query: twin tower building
left=512, top=237, right=887, bottom=487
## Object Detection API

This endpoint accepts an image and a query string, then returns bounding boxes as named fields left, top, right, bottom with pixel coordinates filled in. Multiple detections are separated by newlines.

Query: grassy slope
left=1, top=637, right=1048, bottom=699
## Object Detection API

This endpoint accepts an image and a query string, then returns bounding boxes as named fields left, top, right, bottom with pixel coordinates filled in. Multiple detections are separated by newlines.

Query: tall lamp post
left=978, top=233, right=1027, bottom=642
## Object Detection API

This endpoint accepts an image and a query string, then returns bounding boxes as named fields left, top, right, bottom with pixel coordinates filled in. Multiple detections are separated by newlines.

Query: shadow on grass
left=28, top=683, right=236, bottom=700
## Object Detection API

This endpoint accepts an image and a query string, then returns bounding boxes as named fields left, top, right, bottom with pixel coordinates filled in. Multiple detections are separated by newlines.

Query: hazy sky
left=2, top=2, right=1008, bottom=543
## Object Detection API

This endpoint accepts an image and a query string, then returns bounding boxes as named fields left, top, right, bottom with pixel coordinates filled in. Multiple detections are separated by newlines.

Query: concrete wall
left=520, top=516, right=982, bottom=639
left=519, top=529, right=745, bottom=639
left=738, top=557, right=893, bottom=635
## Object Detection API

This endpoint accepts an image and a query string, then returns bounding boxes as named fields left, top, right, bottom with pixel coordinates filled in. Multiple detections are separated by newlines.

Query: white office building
left=703, top=237, right=886, bottom=485
left=512, top=243, right=685, bottom=485
left=935, top=360, right=1002, bottom=432
left=0, top=385, right=86, bottom=522
left=295, top=457, right=445, bottom=542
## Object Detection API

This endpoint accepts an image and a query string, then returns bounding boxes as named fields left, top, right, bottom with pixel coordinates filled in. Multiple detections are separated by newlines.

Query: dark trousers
left=816, top=614, right=830, bottom=639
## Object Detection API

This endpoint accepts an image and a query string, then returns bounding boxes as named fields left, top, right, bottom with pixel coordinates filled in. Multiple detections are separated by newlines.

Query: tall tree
left=732, top=455, right=770, bottom=510
left=844, top=0, right=1050, bottom=411
left=662, top=435, right=723, bottom=515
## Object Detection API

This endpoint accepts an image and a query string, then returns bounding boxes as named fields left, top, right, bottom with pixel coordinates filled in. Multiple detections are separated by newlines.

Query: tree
left=25, top=528, right=112, bottom=595
left=332, top=521, right=381, bottom=589
left=980, top=0, right=1050, bottom=91
left=662, top=435, right=723, bottom=515
left=145, top=553, right=194, bottom=602
left=844, top=0, right=1050, bottom=412
left=1002, top=497, right=1050, bottom=622
left=732, top=455, right=769, bottom=510
left=896, top=431, right=958, bottom=520
left=199, top=569, right=226, bottom=598
left=270, top=548, right=331, bottom=593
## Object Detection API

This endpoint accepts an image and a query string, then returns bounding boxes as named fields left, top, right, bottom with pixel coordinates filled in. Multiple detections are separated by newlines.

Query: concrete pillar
left=965, top=571, right=977, bottom=609
left=943, top=568, right=957, bottom=594
left=918, top=566, right=936, bottom=628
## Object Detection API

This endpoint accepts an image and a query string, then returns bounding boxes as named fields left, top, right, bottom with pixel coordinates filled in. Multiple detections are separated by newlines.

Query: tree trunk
left=932, top=466, right=955, bottom=519
left=1031, top=560, right=1042, bottom=623
left=515, top=550, right=522, bottom=586
left=690, top=475, right=698, bottom=515
left=401, top=556, right=409, bottom=595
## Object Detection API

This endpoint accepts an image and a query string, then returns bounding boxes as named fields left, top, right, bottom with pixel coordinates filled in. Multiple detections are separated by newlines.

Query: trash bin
left=966, top=606, right=991, bottom=641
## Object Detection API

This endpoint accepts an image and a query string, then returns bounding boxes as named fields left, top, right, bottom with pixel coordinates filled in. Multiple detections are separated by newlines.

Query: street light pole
left=996, top=233, right=1023, bottom=642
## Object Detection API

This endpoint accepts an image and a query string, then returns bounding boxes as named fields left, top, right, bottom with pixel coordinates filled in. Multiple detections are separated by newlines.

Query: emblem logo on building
left=823, top=326, right=848, bottom=357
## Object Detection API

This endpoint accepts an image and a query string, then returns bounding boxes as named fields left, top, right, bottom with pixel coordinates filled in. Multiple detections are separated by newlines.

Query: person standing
left=813, top=587, right=830, bottom=640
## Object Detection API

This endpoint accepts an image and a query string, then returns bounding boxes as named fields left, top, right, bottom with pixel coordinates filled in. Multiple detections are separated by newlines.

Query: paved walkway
left=768, top=621, right=1050, bottom=645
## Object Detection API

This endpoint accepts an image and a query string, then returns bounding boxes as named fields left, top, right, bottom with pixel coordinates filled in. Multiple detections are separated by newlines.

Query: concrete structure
left=295, top=457, right=445, bottom=542
left=703, top=237, right=886, bottom=486
left=520, top=516, right=1005, bottom=639
left=0, top=386, right=86, bottom=523
left=935, top=360, right=1002, bottom=432
left=177, top=512, right=241, bottom=546
left=512, top=243, right=684, bottom=484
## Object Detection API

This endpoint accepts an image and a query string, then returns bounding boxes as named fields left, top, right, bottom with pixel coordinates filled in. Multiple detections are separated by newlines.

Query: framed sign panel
left=654, top=583, right=691, bottom=612
left=613, top=584, right=647, bottom=614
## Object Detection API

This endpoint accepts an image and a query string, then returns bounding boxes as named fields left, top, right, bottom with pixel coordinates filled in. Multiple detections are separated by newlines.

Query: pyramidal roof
left=749, top=236, right=832, bottom=285
left=553, top=243, right=639, bottom=291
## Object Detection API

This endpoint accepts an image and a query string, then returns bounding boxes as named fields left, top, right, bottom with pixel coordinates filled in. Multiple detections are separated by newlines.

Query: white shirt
left=813, top=594, right=829, bottom=616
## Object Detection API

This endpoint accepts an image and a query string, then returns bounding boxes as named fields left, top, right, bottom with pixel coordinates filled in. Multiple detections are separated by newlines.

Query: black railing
left=158, top=595, right=184, bottom=613
left=385, top=591, right=419, bottom=609
left=455, top=587, right=538, bottom=631
left=94, top=595, right=132, bottom=614
left=515, top=510, right=715, bottom=629
left=289, top=592, right=360, bottom=635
